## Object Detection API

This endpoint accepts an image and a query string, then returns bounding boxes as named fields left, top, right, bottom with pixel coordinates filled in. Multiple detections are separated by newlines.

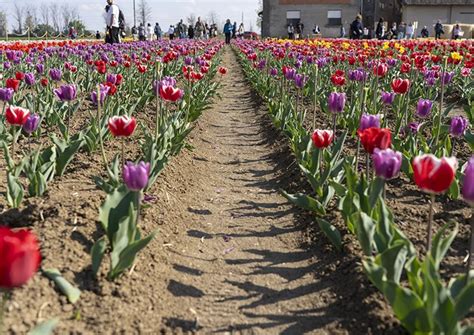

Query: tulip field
left=0, top=37, right=473, bottom=334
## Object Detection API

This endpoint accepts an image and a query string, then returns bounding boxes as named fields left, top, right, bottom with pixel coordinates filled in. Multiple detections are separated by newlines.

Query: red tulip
left=0, top=227, right=41, bottom=289
left=391, top=78, right=410, bottom=94
left=400, top=62, right=411, bottom=73
left=331, top=74, right=345, bottom=86
left=218, top=67, right=227, bottom=75
left=413, top=155, right=457, bottom=194
left=5, top=106, right=30, bottom=126
left=108, top=115, right=137, bottom=137
left=137, top=65, right=147, bottom=73
left=116, top=74, right=123, bottom=85
left=104, top=82, right=117, bottom=96
left=357, top=127, right=391, bottom=154
left=6, top=78, right=20, bottom=92
left=40, top=78, right=49, bottom=87
left=15, top=72, right=25, bottom=81
left=312, top=130, right=334, bottom=149
left=373, top=63, right=388, bottom=77
left=159, top=85, right=184, bottom=102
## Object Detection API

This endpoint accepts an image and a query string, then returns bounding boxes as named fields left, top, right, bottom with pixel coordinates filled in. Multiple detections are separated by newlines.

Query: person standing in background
left=350, top=15, right=363, bottom=39
left=138, top=23, right=146, bottom=41
left=195, top=17, right=204, bottom=39
left=223, top=19, right=232, bottom=44
left=452, top=24, right=463, bottom=39
left=188, top=24, right=195, bottom=39
left=238, top=23, right=244, bottom=38
left=154, top=23, right=162, bottom=40
left=375, top=18, right=384, bottom=39
left=232, top=22, right=237, bottom=39
left=105, top=0, right=120, bottom=44
left=421, top=25, right=429, bottom=38
left=406, top=22, right=414, bottom=39
left=204, top=23, right=210, bottom=39
left=434, top=20, right=444, bottom=39
left=397, top=22, right=406, bottom=39
left=288, top=24, right=294, bottom=40
left=168, top=25, right=175, bottom=40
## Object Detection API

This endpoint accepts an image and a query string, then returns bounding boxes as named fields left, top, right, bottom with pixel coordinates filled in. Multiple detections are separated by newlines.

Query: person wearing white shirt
left=105, top=0, right=120, bottom=44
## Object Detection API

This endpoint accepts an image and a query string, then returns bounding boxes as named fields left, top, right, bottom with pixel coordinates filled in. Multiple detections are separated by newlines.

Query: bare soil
left=2, top=47, right=471, bottom=334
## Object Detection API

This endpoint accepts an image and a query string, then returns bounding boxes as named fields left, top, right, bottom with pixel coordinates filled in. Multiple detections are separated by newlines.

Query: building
left=261, top=0, right=402, bottom=38
left=402, top=0, right=474, bottom=38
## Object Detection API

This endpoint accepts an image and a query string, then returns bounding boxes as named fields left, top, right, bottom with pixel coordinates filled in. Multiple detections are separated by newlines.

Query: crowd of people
left=349, top=15, right=465, bottom=40
left=102, top=0, right=246, bottom=44
left=287, top=14, right=466, bottom=40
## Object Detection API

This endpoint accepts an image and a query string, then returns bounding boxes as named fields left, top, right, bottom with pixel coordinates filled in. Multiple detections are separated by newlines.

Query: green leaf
left=375, top=241, right=409, bottom=283
left=43, top=268, right=81, bottom=304
left=109, top=231, right=156, bottom=280
left=99, top=186, right=138, bottom=240
left=454, top=279, right=474, bottom=321
left=280, top=190, right=326, bottom=215
left=316, top=217, right=342, bottom=251
left=91, top=237, right=107, bottom=276
left=110, top=203, right=137, bottom=269
left=369, top=177, right=385, bottom=210
left=353, top=212, right=375, bottom=256
left=430, top=222, right=458, bottom=271
left=6, top=172, right=24, bottom=208
left=28, top=319, right=59, bottom=335
left=54, top=136, right=84, bottom=176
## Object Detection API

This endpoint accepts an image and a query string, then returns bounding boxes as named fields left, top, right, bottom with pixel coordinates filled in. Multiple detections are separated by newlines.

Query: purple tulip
left=25, top=73, right=36, bottom=86
left=442, top=71, right=455, bottom=85
left=387, top=59, right=397, bottom=67
left=462, top=157, right=474, bottom=205
left=359, top=113, right=381, bottom=131
left=348, top=68, right=367, bottom=82
left=372, top=148, right=402, bottom=180
left=123, top=161, right=150, bottom=191
left=424, top=70, right=437, bottom=86
left=49, top=68, right=62, bottom=81
left=269, top=68, right=278, bottom=77
left=416, top=99, right=433, bottom=118
left=54, top=84, right=77, bottom=101
left=381, top=91, right=395, bottom=105
left=450, top=116, right=469, bottom=137
left=294, top=74, right=308, bottom=89
left=153, top=76, right=177, bottom=96
left=3, top=62, right=11, bottom=70
left=36, top=63, right=44, bottom=74
left=407, top=122, right=422, bottom=135
left=22, top=114, right=40, bottom=134
left=284, top=68, right=296, bottom=81
left=257, top=59, right=267, bottom=70
left=90, top=85, right=110, bottom=105
left=328, top=92, right=346, bottom=113
left=0, top=88, right=14, bottom=102
left=106, top=73, right=117, bottom=85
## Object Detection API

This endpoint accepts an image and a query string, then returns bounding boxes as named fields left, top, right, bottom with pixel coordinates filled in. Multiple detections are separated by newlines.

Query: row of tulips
left=235, top=37, right=473, bottom=334
left=0, top=39, right=225, bottom=332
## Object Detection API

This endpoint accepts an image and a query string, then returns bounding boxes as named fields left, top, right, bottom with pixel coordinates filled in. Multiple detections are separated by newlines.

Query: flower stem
left=427, top=194, right=435, bottom=252
left=366, top=152, right=370, bottom=181
left=121, top=138, right=125, bottom=169
left=434, top=57, right=447, bottom=151
left=97, top=86, right=108, bottom=168
left=332, top=113, right=337, bottom=136
left=467, top=209, right=474, bottom=282
left=313, top=66, right=318, bottom=130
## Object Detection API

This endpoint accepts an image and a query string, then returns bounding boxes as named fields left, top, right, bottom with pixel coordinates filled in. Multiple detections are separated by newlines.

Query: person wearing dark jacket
left=223, top=19, right=232, bottom=44
left=434, top=20, right=444, bottom=39
left=188, top=25, right=194, bottom=39
left=232, top=22, right=237, bottom=38
left=421, top=26, right=429, bottom=38
left=350, top=15, right=363, bottom=39
left=375, top=18, right=384, bottom=39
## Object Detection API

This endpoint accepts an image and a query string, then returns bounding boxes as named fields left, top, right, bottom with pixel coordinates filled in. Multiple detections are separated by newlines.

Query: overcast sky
left=0, top=0, right=260, bottom=32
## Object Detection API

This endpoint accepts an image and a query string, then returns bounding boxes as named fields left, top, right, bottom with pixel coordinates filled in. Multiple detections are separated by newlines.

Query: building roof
left=403, top=0, right=473, bottom=5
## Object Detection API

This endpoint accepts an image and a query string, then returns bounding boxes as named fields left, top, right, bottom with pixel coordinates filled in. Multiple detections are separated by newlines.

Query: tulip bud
left=123, top=161, right=150, bottom=192
left=23, top=114, right=41, bottom=134
left=0, top=227, right=41, bottom=289
left=372, top=148, right=402, bottom=180
left=54, top=84, right=77, bottom=101
left=462, top=157, right=474, bottom=205
left=311, top=129, right=334, bottom=149
left=0, top=87, right=14, bottom=102
left=328, top=92, right=346, bottom=113
left=450, top=116, right=468, bottom=138
left=359, top=113, right=381, bottom=131
left=380, top=91, right=395, bottom=105
left=412, top=154, right=457, bottom=194
left=416, top=99, right=433, bottom=118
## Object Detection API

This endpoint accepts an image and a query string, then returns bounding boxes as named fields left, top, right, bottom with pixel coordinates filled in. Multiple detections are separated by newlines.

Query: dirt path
left=155, top=48, right=333, bottom=334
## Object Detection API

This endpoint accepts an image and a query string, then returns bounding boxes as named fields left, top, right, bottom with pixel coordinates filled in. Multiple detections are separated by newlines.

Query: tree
left=186, top=14, right=196, bottom=27
left=24, top=6, right=38, bottom=33
left=39, top=3, right=50, bottom=27
left=12, top=3, right=24, bottom=34
left=256, top=0, right=263, bottom=29
left=0, top=10, right=7, bottom=37
left=207, top=11, right=220, bottom=30
left=33, top=24, right=55, bottom=37
left=49, top=3, right=60, bottom=33
left=61, top=4, right=79, bottom=33
left=69, top=19, right=86, bottom=35
left=137, top=0, right=152, bottom=25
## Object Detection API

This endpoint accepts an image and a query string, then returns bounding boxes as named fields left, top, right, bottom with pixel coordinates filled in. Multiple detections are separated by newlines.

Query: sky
left=0, top=0, right=260, bottom=32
